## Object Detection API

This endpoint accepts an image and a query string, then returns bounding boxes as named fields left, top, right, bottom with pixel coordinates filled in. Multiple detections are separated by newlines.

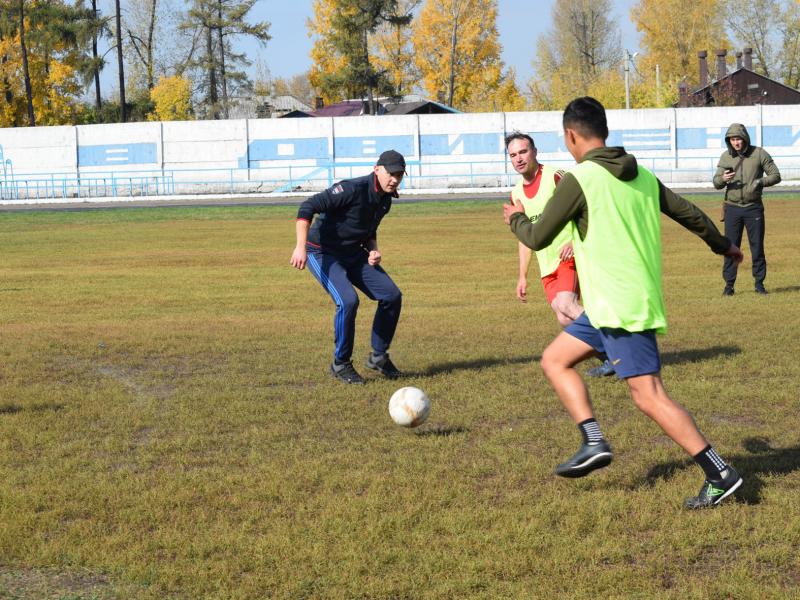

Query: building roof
left=382, top=100, right=460, bottom=115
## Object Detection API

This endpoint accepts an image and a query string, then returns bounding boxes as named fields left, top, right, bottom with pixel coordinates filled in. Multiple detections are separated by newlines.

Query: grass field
left=1, top=196, right=799, bottom=599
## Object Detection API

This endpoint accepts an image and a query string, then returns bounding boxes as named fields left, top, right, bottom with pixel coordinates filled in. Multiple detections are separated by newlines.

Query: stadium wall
left=2, top=104, right=800, bottom=201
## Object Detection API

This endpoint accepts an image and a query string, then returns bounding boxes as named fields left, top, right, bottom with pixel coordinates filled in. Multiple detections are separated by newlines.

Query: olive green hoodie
left=712, top=123, right=781, bottom=206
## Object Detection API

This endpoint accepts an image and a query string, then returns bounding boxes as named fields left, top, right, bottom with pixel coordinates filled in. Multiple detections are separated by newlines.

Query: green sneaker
left=684, top=466, right=742, bottom=509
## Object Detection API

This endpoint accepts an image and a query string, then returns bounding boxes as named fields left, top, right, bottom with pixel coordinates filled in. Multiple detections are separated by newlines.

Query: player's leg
left=306, top=250, right=364, bottom=383
left=744, top=204, right=767, bottom=293
left=626, top=373, right=742, bottom=508
left=551, top=291, right=582, bottom=327
left=605, top=328, right=742, bottom=508
left=542, top=314, right=614, bottom=477
left=350, top=258, right=403, bottom=378
left=722, top=205, right=745, bottom=295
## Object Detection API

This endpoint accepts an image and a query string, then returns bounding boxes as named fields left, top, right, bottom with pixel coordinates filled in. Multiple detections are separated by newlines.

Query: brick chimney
left=678, top=81, right=689, bottom=107
left=743, top=47, right=753, bottom=70
left=735, top=51, right=742, bottom=70
left=698, top=51, right=708, bottom=87
left=716, top=49, right=727, bottom=79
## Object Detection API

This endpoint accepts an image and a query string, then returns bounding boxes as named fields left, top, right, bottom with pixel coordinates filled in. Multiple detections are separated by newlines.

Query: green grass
left=0, top=198, right=799, bottom=599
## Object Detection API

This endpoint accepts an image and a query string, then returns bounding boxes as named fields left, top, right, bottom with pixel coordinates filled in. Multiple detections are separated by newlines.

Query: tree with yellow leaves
left=631, top=0, right=729, bottom=106
left=411, top=0, right=515, bottom=111
left=148, top=74, right=193, bottom=121
left=529, top=0, right=622, bottom=110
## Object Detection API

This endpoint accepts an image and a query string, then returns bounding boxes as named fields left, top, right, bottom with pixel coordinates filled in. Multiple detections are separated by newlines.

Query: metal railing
left=2, top=155, right=799, bottom=202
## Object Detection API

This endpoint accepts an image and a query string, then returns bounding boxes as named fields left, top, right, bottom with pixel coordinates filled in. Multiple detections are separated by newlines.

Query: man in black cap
left=290, top=150, right=407, bottom=384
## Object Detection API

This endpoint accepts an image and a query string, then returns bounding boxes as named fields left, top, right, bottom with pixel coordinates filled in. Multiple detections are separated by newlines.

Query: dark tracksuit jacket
left=297, top=173, right=396, bottom=254
left=509, top=146, right=732, bottom=273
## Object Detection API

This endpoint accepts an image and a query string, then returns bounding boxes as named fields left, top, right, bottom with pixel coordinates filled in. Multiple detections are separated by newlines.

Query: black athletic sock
left=578, top=418, right=604, bottom=444
left=693, top=444, right=728, bottom=480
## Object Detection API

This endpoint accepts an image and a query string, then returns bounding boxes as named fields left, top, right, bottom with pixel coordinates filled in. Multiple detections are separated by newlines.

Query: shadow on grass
left=414, top=425, right=469, bottom=437
left=0, top=402, right=64, bottom=415
left=661, top=345, right=741, bottom=366
left=413, top=355, right=540, bottom=377
left=771, top=285, right=800, bottom=293
left=642, top=437, right=800, bottom=505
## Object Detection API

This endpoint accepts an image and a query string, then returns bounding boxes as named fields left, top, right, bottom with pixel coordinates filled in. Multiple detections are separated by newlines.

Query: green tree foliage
left=0, top=0, right=94, bottom=126
left=181, top=0, right=270, bottom=119
left=308, top=0, right=412, bottom=113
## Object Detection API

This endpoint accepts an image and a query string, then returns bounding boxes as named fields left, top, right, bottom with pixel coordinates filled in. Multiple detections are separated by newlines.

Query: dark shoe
left=330, top=361, right=365, bottom=385
left=587, top=359, right=615, bottom=377
left=555, top=440, right=613, bottom=478
left=755, top=286, right=768, bottom=295
left=365, top=352, right=402, bottom=379
left=722, top=286, right=735, bottom=297
left=684, top=466, right=742, bottom=509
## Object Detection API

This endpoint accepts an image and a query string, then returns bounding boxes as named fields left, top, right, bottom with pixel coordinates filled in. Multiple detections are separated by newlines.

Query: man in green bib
left=503, top=97, right=745, bottom=509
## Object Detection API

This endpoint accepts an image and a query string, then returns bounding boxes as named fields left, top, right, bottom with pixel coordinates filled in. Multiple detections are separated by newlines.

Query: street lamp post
left=624, top=49, right=639, bottom=110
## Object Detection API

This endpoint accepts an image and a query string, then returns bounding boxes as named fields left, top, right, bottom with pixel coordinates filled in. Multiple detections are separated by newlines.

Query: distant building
left=279, top=94, right=459, bottom=118
left=228, top=95, right=314, bottom=119
left=676, top=48, right=800, bottom=107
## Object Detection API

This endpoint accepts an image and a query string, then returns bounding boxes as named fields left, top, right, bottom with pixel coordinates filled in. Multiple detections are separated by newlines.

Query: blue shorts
left=564, top=312, right=661, bottom=379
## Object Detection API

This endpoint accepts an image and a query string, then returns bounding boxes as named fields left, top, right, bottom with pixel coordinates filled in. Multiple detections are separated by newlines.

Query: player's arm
left=760, top=150, right=781, bottom=187
left=290, top=218, right=310, bottom=269
left=712, top=160, right=730, bottom=189
left=517, top=242, right=533, bottom=302
left=365, top=237, right=381, bottom=266
left=505, top=173, right=584, bottom=251
left=658, top=180, right=741, bottom=262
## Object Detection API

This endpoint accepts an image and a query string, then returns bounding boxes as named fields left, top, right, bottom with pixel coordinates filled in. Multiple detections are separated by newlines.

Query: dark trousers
left=306, top=247, right=402, bottom=363
left=723, top=203, right=766, bottom=288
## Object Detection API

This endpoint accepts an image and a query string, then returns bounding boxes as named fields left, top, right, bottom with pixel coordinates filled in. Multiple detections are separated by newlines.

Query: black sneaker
left=555, top=440, right=613, bottom=478
left=587, top=359, right=615, bottom=377
left=722, top=286, right=735, bottom=297
left=365, top=352, right=402, bottom=379
left=684, top=466, right=742, bottom=509
left=755, top=285, right=768, bottom=295
left=330, top=361, right=365, bottom=385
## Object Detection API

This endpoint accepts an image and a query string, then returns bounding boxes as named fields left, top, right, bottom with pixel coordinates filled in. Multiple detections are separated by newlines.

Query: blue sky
left=255, top=0, right=642, bottom=86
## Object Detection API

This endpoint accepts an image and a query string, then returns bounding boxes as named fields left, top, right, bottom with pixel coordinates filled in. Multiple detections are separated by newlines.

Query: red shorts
left=541, top=258, right=579, bottom=304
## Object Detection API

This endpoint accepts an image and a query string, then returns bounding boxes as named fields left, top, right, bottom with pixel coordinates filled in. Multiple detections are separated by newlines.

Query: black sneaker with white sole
left=555, top=440, right=613, bottom=478
left=330, top=361, right=365, bottom=385
left=365, top=352, right=402, bottom=379
left=684, top=466, right=742, bottom=509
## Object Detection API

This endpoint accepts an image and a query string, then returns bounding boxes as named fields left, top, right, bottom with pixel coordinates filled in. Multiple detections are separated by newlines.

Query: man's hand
left=290, top=246, right=307, bottom=270
left=559, top=242, right=574, bottom=262
left=722, top=170, right=735, bottom=183
left=503, top=200, right=524, bottom=225
left=724, top=244, right=744, bottom=265
left=516, top=277, right=528, bottom=303
left=368, top=250, right=382, bottom=266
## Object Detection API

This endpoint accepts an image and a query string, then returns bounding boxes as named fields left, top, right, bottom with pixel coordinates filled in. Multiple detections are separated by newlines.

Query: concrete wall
left=3, top=104, right=800, bottom=199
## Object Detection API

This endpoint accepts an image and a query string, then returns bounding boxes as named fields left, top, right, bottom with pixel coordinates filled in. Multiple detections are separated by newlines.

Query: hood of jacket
left=582, top=146, right=639, bottom=181
left=725, top=123, right=751, bottom=156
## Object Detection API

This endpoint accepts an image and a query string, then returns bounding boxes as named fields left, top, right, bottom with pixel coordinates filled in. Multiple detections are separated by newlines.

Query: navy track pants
left=306, top=247, right=402, bottom=363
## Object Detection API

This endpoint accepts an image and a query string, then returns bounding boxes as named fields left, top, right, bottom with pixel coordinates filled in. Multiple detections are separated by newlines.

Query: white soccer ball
left=388, top=386, right=431, bottom=428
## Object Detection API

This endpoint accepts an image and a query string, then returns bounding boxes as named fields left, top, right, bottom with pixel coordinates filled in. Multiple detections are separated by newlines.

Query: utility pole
left=624, top=49, right=630, bottom=110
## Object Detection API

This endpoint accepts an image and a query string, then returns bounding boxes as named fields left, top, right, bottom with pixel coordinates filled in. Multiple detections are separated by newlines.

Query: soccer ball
left=388, top=386, right=430, bottom=428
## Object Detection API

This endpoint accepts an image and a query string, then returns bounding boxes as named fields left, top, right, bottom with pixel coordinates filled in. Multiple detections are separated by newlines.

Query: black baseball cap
left=376, top=150, right=406, bottom=173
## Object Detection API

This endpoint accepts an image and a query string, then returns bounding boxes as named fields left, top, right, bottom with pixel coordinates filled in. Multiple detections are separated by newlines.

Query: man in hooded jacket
left=712, top=123, right=781, bottom=296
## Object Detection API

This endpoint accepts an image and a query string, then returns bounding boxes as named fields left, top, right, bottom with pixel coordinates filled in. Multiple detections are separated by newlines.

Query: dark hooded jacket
left=509, top=146, right=731, bottom=255
left=712, top=123, right=781, bottom=206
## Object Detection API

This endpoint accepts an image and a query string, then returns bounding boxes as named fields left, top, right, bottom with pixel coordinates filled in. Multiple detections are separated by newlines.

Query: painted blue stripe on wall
left=248, top=138, right=330, bottom=161
left=421, top=133, right=501, bottom=155
left=528, top=132, right=563, bottom=153
left=335, top=135, right=415, bottom=158
left=762, top=125, right=800, bottom=146
left=78, top=143, right=157, bottom=166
